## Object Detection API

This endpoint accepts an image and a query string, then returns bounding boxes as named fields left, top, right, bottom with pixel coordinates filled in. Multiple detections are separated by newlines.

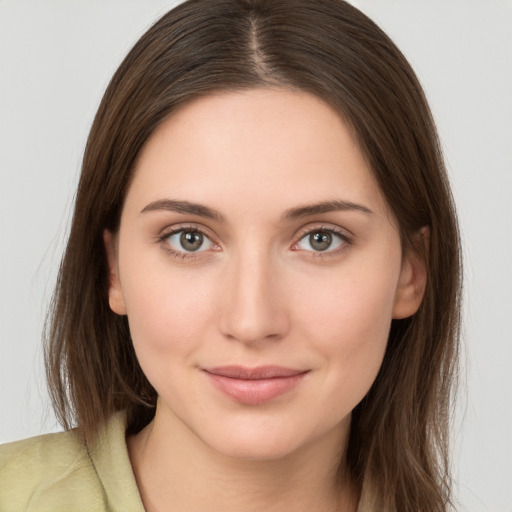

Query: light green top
left=0, top=412, right=145, bottom=512
left=0, top=412, right=371, bottom=511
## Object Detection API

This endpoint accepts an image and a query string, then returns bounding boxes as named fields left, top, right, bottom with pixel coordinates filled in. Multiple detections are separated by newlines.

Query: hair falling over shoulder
left=44, top=1, right=462, bottom=510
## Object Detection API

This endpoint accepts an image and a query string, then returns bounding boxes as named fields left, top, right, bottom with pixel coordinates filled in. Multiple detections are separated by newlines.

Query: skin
left=105, top=88, right=426, bottom=512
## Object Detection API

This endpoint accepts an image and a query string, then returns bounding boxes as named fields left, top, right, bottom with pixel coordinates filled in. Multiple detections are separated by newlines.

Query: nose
left=218, top=248, right=290, bottom=345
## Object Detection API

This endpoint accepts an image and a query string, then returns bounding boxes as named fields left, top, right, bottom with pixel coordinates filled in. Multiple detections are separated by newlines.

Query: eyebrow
left=282, top=200, right=373, bottom=220
left=140, top=198, right=373, bottom=222
left=140, top=199, right=225, bottom=221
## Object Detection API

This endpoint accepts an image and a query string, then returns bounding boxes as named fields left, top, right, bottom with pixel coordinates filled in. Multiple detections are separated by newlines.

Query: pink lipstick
left=203, top=365, right=308, bottom=405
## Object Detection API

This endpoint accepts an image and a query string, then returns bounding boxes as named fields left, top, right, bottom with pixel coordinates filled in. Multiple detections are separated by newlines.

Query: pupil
left=181, top=231, right=203, bottom=251
left=310, top=232, right=332, bottom=251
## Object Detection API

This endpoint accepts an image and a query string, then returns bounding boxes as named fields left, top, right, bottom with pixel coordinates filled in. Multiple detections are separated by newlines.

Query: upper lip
left=204, top=365, right=308, bottom=380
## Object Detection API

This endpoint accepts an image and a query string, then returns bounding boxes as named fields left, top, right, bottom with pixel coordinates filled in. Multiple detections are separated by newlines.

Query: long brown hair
left=45, top=1, right=462, bottom=510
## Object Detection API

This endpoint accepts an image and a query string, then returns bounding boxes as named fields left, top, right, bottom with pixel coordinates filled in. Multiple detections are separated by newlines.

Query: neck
left=127, top=406, right=358, bottom=512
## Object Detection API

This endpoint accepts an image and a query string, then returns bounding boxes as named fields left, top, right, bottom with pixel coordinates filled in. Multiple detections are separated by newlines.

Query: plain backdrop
left=0, top=1, right=511, bottom=510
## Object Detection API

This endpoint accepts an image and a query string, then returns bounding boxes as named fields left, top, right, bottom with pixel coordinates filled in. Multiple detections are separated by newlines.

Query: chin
left=209, top=433, right=303, bottom=462
left=197, top=415, right=332, bottom=463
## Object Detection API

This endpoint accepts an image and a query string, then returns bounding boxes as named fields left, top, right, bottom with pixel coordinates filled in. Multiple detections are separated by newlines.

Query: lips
left=203, top=365, right=309, bottom=405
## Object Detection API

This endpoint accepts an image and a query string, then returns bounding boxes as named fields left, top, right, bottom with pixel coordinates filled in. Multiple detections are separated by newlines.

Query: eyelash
left=292, top=226, right=353, bottom=258
left=157, top=224, right=216, bottom=261
left=157, top=224, right=353, bottom=261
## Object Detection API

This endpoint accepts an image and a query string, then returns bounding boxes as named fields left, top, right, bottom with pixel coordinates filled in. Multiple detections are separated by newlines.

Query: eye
left=165, top=229, right=214, bottom=253
left=295, top=229, right=346, bottom=253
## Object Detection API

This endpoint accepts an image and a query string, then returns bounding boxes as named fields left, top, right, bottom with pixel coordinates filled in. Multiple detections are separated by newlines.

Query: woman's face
left=106, top=88, right=425, bottom=460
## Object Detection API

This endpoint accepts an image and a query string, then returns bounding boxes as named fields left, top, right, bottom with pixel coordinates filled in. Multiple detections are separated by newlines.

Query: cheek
left=294, top=262, right=399, bottom=398
left=119, top=260, right=218, bottom=374
left=298, top=263, right=397, bottom=339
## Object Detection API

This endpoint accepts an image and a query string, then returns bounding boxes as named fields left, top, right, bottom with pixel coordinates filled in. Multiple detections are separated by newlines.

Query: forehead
left=126, top=88, right=389, bottom=219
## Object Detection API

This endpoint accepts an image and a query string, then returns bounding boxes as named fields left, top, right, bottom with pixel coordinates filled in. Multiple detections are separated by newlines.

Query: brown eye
left=296, top=229, right=345, bottom=253
left=180, top=231, right=204, bottom=251
left=310, top=232, right=332, bottom=251
left=166, top=229, right=213, bottom=253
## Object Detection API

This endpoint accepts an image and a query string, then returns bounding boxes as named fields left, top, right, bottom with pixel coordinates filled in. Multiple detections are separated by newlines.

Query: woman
left=0, top=0, right=461, bottom=511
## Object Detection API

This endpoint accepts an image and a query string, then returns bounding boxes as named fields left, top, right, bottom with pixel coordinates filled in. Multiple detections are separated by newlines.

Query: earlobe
left=103, top=230, right=127, bottom=316
left=392, top=228, right=429, bottom=319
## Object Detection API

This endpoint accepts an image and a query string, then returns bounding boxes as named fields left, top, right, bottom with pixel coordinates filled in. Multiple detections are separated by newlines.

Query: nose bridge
left=218, top=243, right=288, bottom=344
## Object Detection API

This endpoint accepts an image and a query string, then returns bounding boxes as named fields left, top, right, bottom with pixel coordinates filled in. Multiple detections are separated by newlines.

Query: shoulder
left=0, top=428, right=87, bottom=467
left=0, top=429, right=108, bottom=511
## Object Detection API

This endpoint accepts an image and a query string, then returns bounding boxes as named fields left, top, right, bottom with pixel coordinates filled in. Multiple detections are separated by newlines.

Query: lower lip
left=205, top=372, right=308, bottom=405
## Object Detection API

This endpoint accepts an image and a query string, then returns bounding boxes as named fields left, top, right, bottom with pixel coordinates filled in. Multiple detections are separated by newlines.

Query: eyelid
left=293, top=223, right=353, bottom=240
left=158, top=222, right=218, bottom=241
left=157, top=223, right=220, bottom=259
left=291, top=224, right=353, bottom=255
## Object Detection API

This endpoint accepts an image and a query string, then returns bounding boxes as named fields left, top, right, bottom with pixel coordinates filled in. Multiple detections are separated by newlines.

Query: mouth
left=203, top=365, right=309, bottom=405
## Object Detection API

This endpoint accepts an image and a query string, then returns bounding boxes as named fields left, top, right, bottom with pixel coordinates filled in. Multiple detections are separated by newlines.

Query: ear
left=103, top=230, right=127, bottom=315
left=392, top=228, right=429, bottom=319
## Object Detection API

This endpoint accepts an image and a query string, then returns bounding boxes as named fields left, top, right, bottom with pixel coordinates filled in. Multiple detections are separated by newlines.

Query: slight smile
left=203, top=366, right=310, bottom=405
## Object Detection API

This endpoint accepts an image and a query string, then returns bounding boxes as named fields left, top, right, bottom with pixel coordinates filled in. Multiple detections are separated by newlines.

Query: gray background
left=1, top=1, right=511, bottom=510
